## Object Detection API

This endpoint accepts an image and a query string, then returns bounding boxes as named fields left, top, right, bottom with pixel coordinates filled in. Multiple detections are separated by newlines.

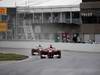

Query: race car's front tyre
left=31, top=51, right=34, bottom=55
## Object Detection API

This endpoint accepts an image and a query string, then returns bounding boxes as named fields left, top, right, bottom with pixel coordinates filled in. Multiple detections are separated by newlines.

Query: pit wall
left=0, top=41, right=100, bottom=52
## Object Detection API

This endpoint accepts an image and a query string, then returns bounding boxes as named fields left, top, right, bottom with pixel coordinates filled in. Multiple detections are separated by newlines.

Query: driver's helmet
left=50, top=44, right=53, bottom=48
left=38, top=44, right=42, bottom=47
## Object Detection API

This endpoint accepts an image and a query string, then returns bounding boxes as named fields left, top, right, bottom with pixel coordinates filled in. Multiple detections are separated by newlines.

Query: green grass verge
left=0, top=53, right=28, bottom=61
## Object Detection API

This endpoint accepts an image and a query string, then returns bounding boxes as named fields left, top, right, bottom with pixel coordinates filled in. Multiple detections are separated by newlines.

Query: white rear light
left=49, top=50, right=52, bottom=52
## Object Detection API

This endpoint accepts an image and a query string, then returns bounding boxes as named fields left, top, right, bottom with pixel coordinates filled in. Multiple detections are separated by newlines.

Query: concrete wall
left=81, top=24, right=100, bottom=34
left=81, top=2, right=100, bottom=9
left=0, top=41, right=100, bottom=52
left=33, top=23, right=80, bottom=33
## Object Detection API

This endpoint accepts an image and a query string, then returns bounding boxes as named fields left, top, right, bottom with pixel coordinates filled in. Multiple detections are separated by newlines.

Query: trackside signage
left=0, top=8, right=7, bottom=15
left=0, top=22, right=8, bottom=32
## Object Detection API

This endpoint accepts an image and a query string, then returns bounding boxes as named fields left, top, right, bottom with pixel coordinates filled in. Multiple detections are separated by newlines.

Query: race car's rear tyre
left=40, top=56, right=45, bottom=59
left=40, top=51, right=45, bottom=59
left=31, top=51, right=36, bottom=55
left=57, top=55, right=61, bottom=58
left=57, top=51, right=61, bottom=58
left=31, top=49, right=36, bottom=55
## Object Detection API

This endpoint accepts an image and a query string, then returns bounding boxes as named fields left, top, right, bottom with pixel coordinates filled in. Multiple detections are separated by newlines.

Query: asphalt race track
left=0, top=51, right=100, bottom=75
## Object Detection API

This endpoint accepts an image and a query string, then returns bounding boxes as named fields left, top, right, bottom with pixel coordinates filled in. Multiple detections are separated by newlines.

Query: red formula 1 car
left=40, top=47, right=61, bottom=59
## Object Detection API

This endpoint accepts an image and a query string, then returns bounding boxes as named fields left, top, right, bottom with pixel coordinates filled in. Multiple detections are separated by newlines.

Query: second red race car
left=31, top=45, right=43, bottom=55
left=40, top=45, right=61, bottom=59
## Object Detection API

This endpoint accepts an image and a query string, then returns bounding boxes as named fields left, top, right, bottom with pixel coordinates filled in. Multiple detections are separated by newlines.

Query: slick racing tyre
left=57, top=51, right=61, bottom=58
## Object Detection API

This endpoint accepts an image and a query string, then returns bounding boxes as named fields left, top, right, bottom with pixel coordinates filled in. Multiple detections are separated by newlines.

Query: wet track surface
left=0, top=51, right=100, bottom=75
